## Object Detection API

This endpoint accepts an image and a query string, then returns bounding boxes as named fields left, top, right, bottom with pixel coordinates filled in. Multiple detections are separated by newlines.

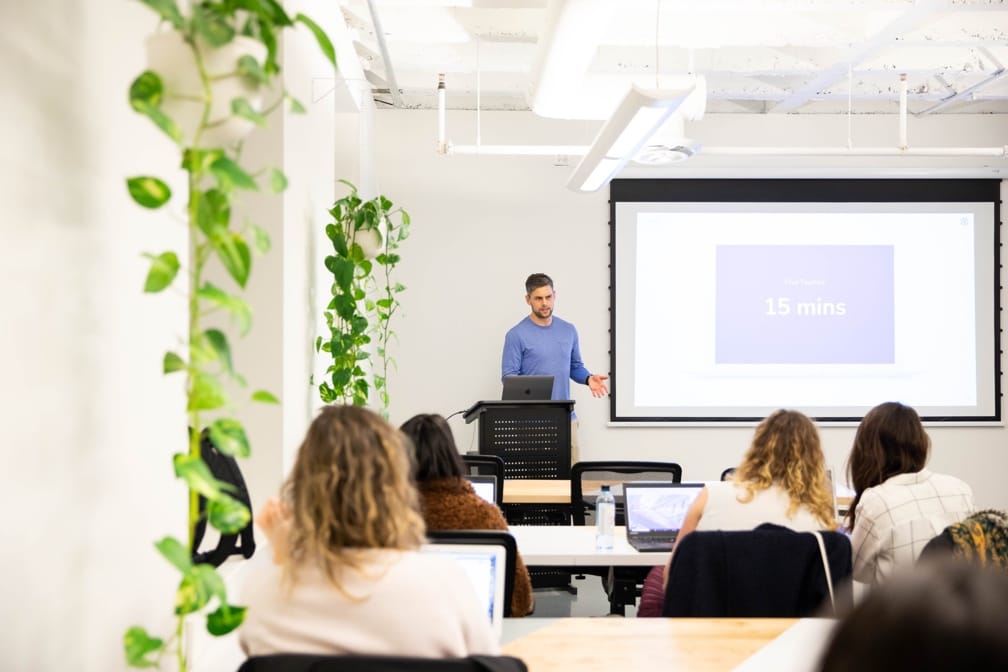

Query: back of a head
left=399, top=413, right=465, bottom=482
left=285, top=405, right=426, bottom=560
left=736, top=409, right=832, bottom=525
left=926, top=509, right=1008, bottom=570
left=850, top=401, right=929, bottom=488
left=818, top=558, right=1008, bottom=672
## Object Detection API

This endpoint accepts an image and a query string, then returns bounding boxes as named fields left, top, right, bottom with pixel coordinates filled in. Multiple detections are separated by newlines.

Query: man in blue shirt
left=502, top=273, right=609, bottom=461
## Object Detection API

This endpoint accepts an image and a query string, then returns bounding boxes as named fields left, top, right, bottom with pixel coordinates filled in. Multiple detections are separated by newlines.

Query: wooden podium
left=463, top=399, right=575, bottom=479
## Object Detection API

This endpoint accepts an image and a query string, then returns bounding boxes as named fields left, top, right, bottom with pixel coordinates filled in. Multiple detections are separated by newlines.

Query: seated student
left=239, top=405, right=498, bottom=658
left=817, top=558, right=1008, bottom=672
left=400, top=413, right=534, bottom=617
left=846, top=401, right=974, bottom=586
left=918, top=509, right=1008, bottom=570
left=638, top=409, right=836, bottom=616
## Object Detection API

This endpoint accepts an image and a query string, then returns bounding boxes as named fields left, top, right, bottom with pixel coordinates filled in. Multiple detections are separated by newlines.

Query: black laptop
left=501, top=375, right=554, bottom=400
left=623, top=482, right=706, bottom=552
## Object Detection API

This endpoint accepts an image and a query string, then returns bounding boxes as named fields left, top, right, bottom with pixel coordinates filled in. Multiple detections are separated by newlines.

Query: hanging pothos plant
left=317, top=180, right=410, bottom=415
left=123, top=0, right=334, bottom=669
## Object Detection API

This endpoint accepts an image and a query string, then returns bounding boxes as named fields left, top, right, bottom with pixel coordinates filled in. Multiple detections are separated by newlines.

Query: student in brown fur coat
left=400, top=414, right=534, bottom=616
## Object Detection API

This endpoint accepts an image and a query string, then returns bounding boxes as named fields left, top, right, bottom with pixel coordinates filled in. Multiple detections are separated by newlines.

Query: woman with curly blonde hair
left=239, top=405, right=498, bottom=658
left=638, top=410, right=836, bottom=616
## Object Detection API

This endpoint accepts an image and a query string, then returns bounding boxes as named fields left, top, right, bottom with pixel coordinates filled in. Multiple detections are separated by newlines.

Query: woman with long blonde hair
left=639, top=409, right=835, bottom=616
left=239, top=405, right=498, bottom=658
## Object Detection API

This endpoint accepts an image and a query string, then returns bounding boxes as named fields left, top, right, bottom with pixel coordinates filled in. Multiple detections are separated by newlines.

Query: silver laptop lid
left=624, top=482, right=705, bottom=534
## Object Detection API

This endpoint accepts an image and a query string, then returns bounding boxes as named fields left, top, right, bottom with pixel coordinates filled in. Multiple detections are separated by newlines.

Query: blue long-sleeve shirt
left=501, top=316, right=590, bottom=408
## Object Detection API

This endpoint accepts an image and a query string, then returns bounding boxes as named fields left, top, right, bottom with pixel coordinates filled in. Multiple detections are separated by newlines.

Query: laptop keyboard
left=631, top=535, right=676, bottom=551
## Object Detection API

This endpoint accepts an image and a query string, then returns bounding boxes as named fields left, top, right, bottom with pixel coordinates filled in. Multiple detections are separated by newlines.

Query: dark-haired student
left=817, top=558, right=1008, bottom=672
left=846, top=401, right=974, bottom=586
left=400, top=413, right=535, bottom=617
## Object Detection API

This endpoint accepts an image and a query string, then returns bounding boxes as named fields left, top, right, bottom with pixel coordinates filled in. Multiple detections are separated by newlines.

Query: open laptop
left=465, top=474, right=497, bottom=505
left=623, top=482, right=706, bottom=552
left=420, top=543, right=506, bottom=639
left=501, top=374, right=554, bottom=400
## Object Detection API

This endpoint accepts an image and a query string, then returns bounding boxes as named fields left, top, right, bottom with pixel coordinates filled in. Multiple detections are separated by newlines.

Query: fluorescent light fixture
left=566, top=84, right=698, bottom=192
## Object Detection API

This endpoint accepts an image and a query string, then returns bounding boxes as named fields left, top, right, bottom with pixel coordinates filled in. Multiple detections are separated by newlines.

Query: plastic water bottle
left=595, top=484, right=616, bottom=550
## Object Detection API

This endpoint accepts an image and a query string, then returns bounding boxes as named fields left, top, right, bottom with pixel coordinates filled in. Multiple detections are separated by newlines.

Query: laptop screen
left=466, top=475, right=497, bottom=505
left=421, top=543, right=506, bottom=639
left=501, top=375, right=554, bottom=400
left=624, top=482, right=705, bottom=533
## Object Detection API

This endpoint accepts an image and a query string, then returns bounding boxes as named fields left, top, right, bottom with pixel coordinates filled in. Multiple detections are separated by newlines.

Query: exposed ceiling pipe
left=435, top=73, right=1007, bottom=160
left=899, top=73, right=908, bottom=150
left=365, top=0, right=404, bottom=108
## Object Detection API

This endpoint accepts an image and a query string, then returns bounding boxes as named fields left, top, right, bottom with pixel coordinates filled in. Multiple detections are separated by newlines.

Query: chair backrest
left=570, top=460, right=683, bottom=526
left=720, top=467, right=736, bottom=481
left=425, top=529, right=517, bottom=618
left=461, top=454, right=505, bottom=506
left=662, top=524, right=852, bottom=617
left=237, top=653, right=528, bottom=672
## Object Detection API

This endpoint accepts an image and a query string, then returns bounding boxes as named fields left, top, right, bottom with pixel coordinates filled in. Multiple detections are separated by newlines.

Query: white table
left=508, top=524, right=668, bottom=567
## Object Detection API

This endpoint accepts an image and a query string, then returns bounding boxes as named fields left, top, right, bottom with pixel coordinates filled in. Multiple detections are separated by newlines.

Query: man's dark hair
left=399, top=413, right=465, bottom=481
left=525, top=273, right=553, bottom=295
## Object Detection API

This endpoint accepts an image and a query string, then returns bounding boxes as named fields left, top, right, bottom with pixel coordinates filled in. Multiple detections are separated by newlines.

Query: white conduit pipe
left=702, top=146, right=1008, bottom=157
left=437, top=73, right=446, bottom=154
left=436, top=75, right=1007, bottom=159
left=899, top=73, right=908, bottom=149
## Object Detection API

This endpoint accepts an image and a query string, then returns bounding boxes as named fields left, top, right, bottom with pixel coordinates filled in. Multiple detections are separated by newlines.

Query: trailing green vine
left=123, top=0, right=334, bottom=669
left=317, top=180, right=410, bottom=415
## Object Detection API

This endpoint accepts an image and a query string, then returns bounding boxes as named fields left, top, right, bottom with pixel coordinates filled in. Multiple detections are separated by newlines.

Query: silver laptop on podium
left=623, top=482, right=705, bottom=552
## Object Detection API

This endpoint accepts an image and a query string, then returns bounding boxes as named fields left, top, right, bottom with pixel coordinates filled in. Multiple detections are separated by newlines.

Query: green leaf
left=203, top=328, right=234, bottom=374
left=163, top=351, right=186, bottom=373
left=231, top=97, right=266, bottom=126
left=140, top=104, right=184, bottom=143
left=173, top=454, right=224, bottom=499
left=251, top=224, right=271, bottom=254
left=197, top=282, right=252, bottom=335
left=269, top=168, right=288, bottom=193
left=251, top=389, right=280, bottom=404
left=210, top=230, right=252, bottom=288
left=183, top=148, right=225, bottom=176
left=207, top=417, right=250, bottom=458
left=155, top=536, right=193, bottom=573
left=176, top=564, right=226, bottom=615
left=208, top=493, right=251, bottom=533
left=210, top=157, right=258, bottom=191
left=124, top=626, right=163, bottom=668
left=188, top=373, right=227, bottom=411
left=237, top=54, right=269, bottom=86
left=127, top=176, right=171, bottom=209
left=207, top=604, right=247, bottom=636
left=138, top=0, right=184, bottom=29
left=129, top=71, right=164, bottom=111
left=192, top=4, right=235, bottom=47
left=287, top=96, right=306, bottom=114
left=295, top=13, right=337, bottom=68
left=195, top=188, right=230, bottom=238
left=143, top=252, right=180, bottom=293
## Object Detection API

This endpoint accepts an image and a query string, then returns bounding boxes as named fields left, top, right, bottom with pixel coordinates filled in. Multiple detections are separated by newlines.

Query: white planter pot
left=353, top=226, right=384, bottom=260
left=146, top=32, right=269, bottom=148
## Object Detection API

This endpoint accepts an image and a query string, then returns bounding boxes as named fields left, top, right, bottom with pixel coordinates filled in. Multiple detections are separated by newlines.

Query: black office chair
left=461, top=454, right=505, bottom=506
left=426, top=529, right=518, bottom=617
left=720, top=467, right=737, bottom=481
left=662, top=524, right=853, bottom=617
left=569, top=460, right=683, bottom=615
left=237, top=653, right=527, bottom=672
left=570, top=460, right=684, bottom=526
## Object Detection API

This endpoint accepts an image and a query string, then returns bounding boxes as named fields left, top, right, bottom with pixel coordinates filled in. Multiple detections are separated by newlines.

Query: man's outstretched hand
left=587, top=374, right=609, bottom=398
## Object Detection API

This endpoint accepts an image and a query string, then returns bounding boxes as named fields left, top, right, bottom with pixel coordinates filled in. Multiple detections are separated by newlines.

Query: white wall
left=0, top=1, right=334, bottom=669
left=374, top=109, right=1008, bottom=511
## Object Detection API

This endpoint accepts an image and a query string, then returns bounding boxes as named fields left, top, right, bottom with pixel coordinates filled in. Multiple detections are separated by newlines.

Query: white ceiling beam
left=769, top=0, right=948, bottom=112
